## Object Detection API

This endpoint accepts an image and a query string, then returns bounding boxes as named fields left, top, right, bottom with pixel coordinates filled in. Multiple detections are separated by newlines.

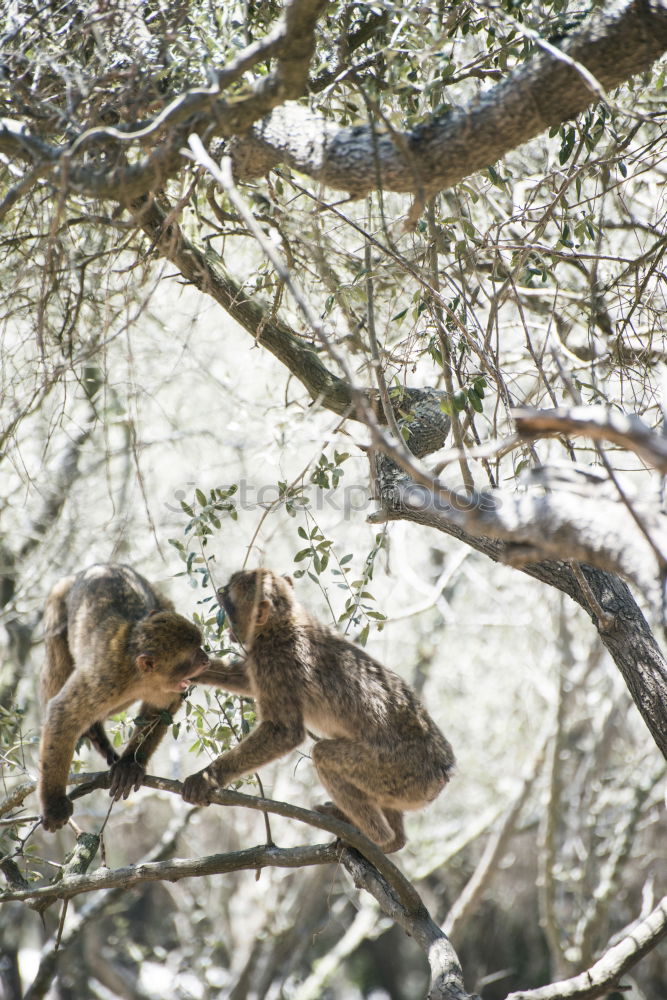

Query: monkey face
left=135, top=612, right=211, bottom=692
left=165, top=644, right=211, bottom=693
left=217, top=580, right=244, bottom=643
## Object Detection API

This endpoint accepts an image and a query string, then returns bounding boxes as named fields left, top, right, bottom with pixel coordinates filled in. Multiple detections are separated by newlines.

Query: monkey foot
left=314, top=802, right=405, bottom=853
left=378, top=833, right=406, bottom=854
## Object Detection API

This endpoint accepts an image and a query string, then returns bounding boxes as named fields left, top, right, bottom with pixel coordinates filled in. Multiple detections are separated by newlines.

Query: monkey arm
left=39, top=676, right=99, bottom=831
left=109, top=697, right=182, bottom=801
left=195, top=657, right=253, bottom=695
left=182, top=716, right=306, bottom=806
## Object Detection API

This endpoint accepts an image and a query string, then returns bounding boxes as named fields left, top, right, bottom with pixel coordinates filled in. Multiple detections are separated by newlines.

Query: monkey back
left=65, top=563, right=172, bottom=623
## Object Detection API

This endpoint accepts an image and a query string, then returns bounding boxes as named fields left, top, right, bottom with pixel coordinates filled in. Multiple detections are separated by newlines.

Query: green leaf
left=467, top=387, right=483, bottom=412
left=453, top=390, right=467, bottom=412
left=559, top=127, right=576, bottom=164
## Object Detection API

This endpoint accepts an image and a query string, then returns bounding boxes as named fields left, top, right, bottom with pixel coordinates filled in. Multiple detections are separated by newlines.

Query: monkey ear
left=136, top=653, right=155, bottom=672
left=282, top=575, right=294, bottom=588
left=255, top=599, right=272, bottom=628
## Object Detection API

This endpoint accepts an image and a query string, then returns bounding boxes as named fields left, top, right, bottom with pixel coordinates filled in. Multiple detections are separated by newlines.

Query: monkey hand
left=42, top=794, right=74, bottom=832
left=109, top=758, right=146, bottom=800
left=182, top=768, right=218, bottom=806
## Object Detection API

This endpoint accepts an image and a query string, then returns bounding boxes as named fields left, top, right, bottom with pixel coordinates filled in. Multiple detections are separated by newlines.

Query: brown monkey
left=182, top=569, right=455, bottom=852
left=39, top=563, right=213, bottom=832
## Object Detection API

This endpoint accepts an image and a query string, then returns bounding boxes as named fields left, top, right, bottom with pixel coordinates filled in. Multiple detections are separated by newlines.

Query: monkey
left=182, top=569, right=455, bottom=853
left=39, top=563, right=215, bottom=833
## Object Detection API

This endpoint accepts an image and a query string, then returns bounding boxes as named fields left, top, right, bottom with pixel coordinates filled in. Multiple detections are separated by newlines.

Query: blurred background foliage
left=0, top=0, right=666, bottom=997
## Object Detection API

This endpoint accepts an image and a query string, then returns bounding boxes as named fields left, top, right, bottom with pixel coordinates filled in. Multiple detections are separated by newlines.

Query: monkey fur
left=39, top=563, right=214, bottom=833
left=182, top=569, right=455, bottom=853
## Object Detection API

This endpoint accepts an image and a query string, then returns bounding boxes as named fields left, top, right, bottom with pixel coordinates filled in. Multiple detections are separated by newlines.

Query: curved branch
left=231, top=0, right=667, bottom=195
left=514, top=405, right=667, bottom=473
left=3, top=772, right=474, bottom=1000
left=373, top=465, right=667, bottom=761
left=4, top=771, right=421, bottom=914
left=0, top=0, right=327, bottom=202
left=506, top=894, right=667, bottom=1000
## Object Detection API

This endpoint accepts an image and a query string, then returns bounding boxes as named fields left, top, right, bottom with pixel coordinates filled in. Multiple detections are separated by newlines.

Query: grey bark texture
left=230, top=0, right=667, bottom=196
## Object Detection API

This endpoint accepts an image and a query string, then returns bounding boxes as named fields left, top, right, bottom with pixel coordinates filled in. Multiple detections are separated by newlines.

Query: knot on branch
left=381, top=386, right=452, bottom=460
left=370, top=386, right=452, bottom=514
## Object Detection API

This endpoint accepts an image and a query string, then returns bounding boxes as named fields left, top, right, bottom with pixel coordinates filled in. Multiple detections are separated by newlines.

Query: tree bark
left=230, top=0, right=667, bottom=196
left=373, top=475, right=667, bottom=761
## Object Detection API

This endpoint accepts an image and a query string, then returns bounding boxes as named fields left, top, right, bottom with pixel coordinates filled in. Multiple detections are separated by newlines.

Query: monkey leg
left=312, top=739, right=426, bottom=852
left=313, top=800, right=406, bottom=852
left=311, top=741, right=399, bottom=850
left=380, top=808, right=406, bottom=854
left=41, top=628, right=74, bottom=705
left=314, top=801, right=350, bottom=823
left=313, top=768, right=395, bottom=849
left=83, top=722, right=119, bottom=765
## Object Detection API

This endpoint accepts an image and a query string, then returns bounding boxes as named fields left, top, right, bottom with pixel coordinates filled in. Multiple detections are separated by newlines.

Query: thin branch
left=514, top=405, right=667, bottom=473
left=426, top=200, right=473, bottom=493
left=364, top=234, right=403, bottom=442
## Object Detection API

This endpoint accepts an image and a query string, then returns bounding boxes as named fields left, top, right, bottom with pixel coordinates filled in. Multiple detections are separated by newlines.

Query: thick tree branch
left=432, top=466, right=666, bottom=604
left=371, top=463, right=667, bottom=760
left=342, top=850, right=477, bottom=1000
left=5, top=2, right=665, bottom=205
left=230, top=0, right=667, bottom=195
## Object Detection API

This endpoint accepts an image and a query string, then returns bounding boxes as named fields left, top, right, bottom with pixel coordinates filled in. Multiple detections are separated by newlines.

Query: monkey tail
left=41, top=575, right=76, bottom=706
